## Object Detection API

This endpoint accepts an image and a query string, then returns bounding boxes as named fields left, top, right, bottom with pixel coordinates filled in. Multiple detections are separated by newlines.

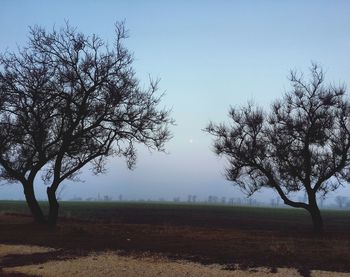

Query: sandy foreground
left=0, top=244, right=348, bottom=277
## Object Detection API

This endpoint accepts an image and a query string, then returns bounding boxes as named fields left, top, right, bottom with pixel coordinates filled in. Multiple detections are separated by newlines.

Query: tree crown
left=0, top=22, right=173, bottom=187
left=206, top=64, right=350, bottom=203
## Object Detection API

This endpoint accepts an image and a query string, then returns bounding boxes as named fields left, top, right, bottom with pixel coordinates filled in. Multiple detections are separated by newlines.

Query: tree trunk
left=23, top=184, right=46, bottom=223
left=309, top=206, right=323, bottom=234
left=308, top=195, right=323, bottom=234
left=47, top=187, right=59, bottom=227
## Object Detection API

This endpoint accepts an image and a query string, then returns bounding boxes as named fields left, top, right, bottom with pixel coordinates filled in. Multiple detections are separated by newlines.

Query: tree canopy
left=206, top=64, right=350, bottom=233
left=0, top=22, right=173, bottom=226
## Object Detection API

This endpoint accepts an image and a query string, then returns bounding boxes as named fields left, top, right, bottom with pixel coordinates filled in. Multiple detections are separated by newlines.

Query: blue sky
left=1, top=1, right=350, bottom=204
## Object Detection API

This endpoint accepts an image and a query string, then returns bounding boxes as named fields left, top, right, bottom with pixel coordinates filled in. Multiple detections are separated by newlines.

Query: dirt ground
left=1, top=244, right=349, bottom=277
left=1, top=208, right=350, bottom=276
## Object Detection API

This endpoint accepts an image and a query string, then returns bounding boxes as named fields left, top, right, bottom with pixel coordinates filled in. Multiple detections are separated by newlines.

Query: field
left=1, top=201, right=350, bottom=276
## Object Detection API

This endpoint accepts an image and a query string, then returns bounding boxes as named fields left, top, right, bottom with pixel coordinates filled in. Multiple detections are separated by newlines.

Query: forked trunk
left=47, top=187, right=59, bottom=227
left=23, top=184, right=46, bottom=224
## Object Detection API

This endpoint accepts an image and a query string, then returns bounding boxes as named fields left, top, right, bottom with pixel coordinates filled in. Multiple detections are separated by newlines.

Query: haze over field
left=1, top=0, right=350, bottom=204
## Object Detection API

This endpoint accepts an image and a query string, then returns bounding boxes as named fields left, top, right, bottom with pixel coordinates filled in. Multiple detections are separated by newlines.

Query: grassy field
left=0, top=201, right=350, bottom=275
left=1, top=200, right=349, bottom=231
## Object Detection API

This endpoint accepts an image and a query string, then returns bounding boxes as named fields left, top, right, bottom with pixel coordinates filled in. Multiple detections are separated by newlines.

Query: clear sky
left=1, top=0, right=350, bottom=204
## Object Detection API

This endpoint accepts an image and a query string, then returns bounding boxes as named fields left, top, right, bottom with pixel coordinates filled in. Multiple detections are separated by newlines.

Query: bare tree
left=206, top=64, right=350, bottom=233
left=0, top=22, right=173, bottom=226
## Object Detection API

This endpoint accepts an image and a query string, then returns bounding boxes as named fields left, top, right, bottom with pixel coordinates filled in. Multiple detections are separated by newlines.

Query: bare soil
left=0, top=210, right=350, bottom=276
left=1, top=244, right=349, bottom=277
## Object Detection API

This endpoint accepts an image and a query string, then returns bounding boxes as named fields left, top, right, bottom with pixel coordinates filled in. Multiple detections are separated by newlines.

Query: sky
left=1, top=0, right=350, bottom=204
